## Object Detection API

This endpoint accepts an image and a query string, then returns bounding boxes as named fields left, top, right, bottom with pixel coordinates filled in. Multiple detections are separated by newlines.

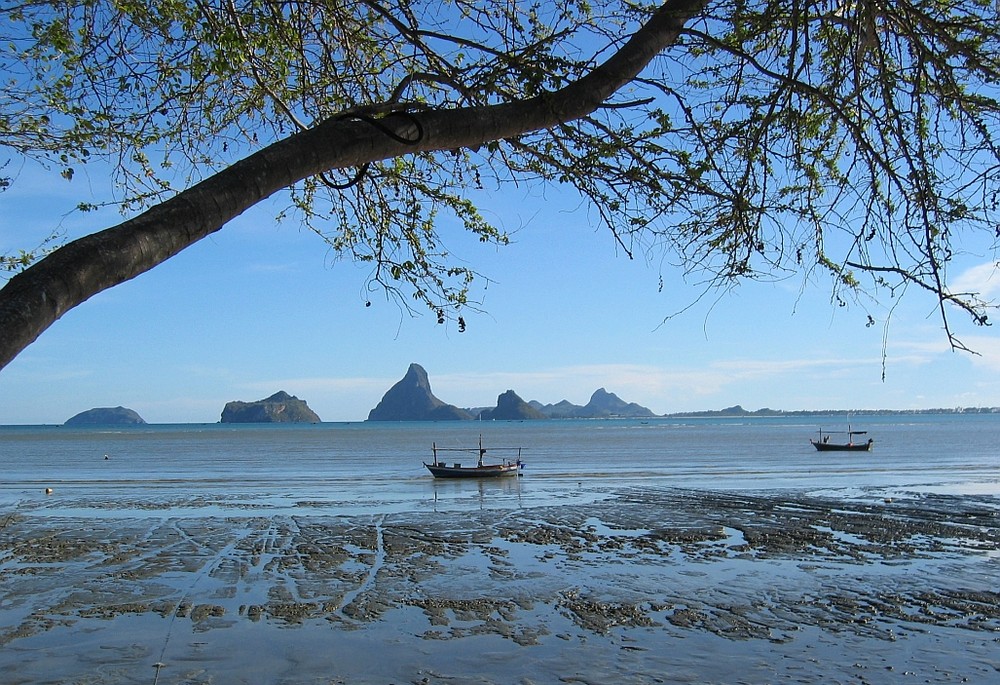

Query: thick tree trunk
left=0, top=0, right=704, bottom=371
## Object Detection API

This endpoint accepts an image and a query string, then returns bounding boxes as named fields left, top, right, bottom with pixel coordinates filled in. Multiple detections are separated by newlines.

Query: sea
left=2, top=412, right=999, bottom=514
left=2, top=413, right=999, bottom=684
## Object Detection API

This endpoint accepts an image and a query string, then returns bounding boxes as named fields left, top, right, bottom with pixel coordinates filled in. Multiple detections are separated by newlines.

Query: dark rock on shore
left=478, top=390, right=547, bottom=421
left=65, top=406, right=147, bottom=426
left=367, top=363, right=472, bottom=421
left=221, top=391, right=321, bottom=423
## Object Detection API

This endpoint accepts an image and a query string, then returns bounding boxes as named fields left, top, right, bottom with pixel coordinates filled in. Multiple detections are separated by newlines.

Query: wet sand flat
left=1, top=488, right=998, bottom=684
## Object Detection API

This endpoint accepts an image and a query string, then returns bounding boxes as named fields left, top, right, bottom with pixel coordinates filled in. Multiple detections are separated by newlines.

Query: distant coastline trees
left=2, top=0, right=998, bottom=370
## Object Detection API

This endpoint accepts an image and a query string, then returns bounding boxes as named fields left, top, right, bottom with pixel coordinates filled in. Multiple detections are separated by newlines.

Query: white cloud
left=950, top=261, right=1000, bottom=300
left=434, top=364, right=717, bottom=409
left=433, top=361, right=870, bottom=413
left=160, top=348, right=1000, bottom=423
left=956, top=334, right=1000, bottom=372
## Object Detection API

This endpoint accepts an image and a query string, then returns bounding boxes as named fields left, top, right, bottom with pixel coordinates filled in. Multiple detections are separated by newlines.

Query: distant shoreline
left=2, top=406, right=998, bottom=428
left=663, top=405, right=999, bottom=418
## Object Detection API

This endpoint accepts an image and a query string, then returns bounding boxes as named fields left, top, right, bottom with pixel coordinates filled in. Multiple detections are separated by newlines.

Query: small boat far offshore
left=810, top=426, right=874, bottom=452
left=424, top=436, right=524, bottom=478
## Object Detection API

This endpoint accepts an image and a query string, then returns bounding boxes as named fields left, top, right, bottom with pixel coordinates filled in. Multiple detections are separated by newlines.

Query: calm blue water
left=2, top=415, right=999, bottom=685
left=2, top=414, right=998, bottom=516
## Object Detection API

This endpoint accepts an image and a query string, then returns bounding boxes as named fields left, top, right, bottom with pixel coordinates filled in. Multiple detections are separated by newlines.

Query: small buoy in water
left=44, top=487, right=53, bottom=495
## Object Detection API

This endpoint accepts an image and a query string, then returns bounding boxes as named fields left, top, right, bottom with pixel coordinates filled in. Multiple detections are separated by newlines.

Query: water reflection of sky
left=2, top=416, right=998, bottom=517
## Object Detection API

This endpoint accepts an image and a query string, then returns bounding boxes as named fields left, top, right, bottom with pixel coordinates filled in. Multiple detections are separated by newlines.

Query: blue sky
left=2, top=159, right=999, bottom=425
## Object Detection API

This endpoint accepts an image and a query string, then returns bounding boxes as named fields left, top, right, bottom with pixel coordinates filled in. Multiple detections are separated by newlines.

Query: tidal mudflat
left=1, top=488, right=998, bottom=684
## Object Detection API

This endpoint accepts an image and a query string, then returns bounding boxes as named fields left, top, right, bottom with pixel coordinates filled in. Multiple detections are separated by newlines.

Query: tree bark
left=0, top=0, right=705, bottom=371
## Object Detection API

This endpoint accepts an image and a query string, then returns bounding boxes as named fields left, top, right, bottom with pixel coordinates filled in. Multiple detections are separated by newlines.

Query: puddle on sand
left=1, top=489, right=999, bottom=684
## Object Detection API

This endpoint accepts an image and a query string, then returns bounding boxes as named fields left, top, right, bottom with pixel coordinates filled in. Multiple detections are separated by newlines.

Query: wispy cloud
left=245, top=261, right=301, bottom=274
left=3, top=358, right=95, bottom=383
left=950, top=261, right=1000, bottom=301
left=433, top=360, right=879, bottom=411
left=200, top=345, right=996, bottom=421
left=953, top=334, right=1000, bottom=372
left=238, top=375, right=392, bottom=395
left=434, top=365, right=707, bottom=407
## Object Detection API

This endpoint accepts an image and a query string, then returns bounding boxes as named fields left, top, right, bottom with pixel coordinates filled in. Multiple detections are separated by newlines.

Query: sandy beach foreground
left=1, top=488, right=998, bottom=684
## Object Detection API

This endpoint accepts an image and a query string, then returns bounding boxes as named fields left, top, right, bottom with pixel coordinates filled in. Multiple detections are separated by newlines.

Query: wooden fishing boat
left=424, top=436, right=524, bottom=478
left=810, top=426, right=874, bottom=452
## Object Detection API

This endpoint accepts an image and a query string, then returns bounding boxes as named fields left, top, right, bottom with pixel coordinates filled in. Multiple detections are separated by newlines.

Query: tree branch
left=0, top=0, right=707, bottom=371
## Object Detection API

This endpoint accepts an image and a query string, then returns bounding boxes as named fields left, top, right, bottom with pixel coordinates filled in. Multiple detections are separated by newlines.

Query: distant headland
left=367, top=363, right=474, bottom=421
left=220, top=391, right=321, bottom=423
left=60, top=365, right=999, bottom=425
left=667, top=404, right=1000, bottom=417
left=366, top=363, right=659, bottom=421
left=64, top=406, right=147, bottom=426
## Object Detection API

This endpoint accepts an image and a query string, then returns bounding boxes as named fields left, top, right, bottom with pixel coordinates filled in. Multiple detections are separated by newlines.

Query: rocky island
left=367, top=363, right=472, bottom=421
left=64, top=406, right=146, bottom=426
left=477, top=390, right=547, bottom=420
left=220, top=391, right=321, bottom=423
left=531, top=387, right=657, bottom=419
left=367, top=364, right=657, bottom=421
